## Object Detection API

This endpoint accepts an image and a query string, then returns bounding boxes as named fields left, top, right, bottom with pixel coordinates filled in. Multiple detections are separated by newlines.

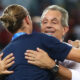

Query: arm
left=25, top=48, right=72, bottom=79
left=25, top=40, right=80, bottom=80
left=68, top=40, right=80, bottom=48
left=0, top=53, right=15, bottom=75
left=59, top=61, right=80, bottom=80
left=58, top=65, right=71, bottom=79
left=41, top=34, right=80, bottom=62
left=66, top=40, right=80, bottom=62
left=66, top=47, right=80, bottom=62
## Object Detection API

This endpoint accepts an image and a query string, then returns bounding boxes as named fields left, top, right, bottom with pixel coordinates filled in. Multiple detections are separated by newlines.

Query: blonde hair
left=0, top=4, right=29, bottom=34
left=41, top=5, right=69, bottom=27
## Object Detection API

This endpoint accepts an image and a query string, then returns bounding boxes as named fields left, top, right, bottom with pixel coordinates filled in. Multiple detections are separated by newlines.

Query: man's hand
left=68, top=40, right=80, bottom=48
left=0, top=53, right=15, bottom=75
left=25, top=48, right=55, bottom=69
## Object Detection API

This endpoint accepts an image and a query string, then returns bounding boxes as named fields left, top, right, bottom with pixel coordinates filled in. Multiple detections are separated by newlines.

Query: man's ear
left=63, top=27, right=69, bottom=35
left=64, top=27, right=69, bottom=33
left=25, top=16, right=30, bottom=24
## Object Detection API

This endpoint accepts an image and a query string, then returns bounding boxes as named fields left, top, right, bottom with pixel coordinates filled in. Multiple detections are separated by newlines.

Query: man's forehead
left=42, top=10, right=62, bottom=21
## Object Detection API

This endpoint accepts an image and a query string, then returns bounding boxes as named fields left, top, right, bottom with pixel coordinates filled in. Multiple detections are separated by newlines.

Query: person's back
left=2, top=32, right=72, bottom=80
left=2, top=32, right=53, bottom=80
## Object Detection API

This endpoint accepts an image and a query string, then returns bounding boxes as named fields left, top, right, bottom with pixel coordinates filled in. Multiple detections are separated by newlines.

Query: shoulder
left=2, top=40, right=16, bottom=53
left=34, top=32, right=60, bottom=42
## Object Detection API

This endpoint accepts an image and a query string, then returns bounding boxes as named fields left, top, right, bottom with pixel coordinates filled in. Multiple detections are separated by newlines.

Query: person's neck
left=59, top=37, right=64, bottom=42
left=60, top=39, right=63, bottom=42
left=16, top=28, right=32, bottom=35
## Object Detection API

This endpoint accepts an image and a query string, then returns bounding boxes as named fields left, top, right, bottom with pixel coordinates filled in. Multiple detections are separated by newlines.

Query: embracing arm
left=0, top=53, right=15, bottom=75
left=68, top=40, right=80, bottom=48
left=25, top=48, right=72, bottom=79
left=66, top=48, right=80, bottom=62
left=66, top=40, right=80, bottom=62
left=24, top=40, right=80, bottom=80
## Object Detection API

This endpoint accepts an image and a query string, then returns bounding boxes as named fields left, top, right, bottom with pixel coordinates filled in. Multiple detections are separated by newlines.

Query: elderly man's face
left=41, top=10, right=67, bottom=41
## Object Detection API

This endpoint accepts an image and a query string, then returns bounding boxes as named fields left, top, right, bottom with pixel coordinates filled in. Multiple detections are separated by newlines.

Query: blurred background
left=0, top=0, right=80, bottom=50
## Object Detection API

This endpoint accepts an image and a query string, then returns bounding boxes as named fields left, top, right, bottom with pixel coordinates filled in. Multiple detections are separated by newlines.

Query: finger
left=3, top=53, right=14, bottom=61
left=25, top=56, right=35, bottom=61
left=24, top=51, right=27, bottom=55
left=26, top=50, right=37, bottom=54
left=6, top=61, right=15, bottom=68
left=0, top=53, right=4, bottom=60
left=68, top=40, right=72, bottom=44
left=5, top=57, right=15, bottom=64
left=75, top=40, right=80, bottom=42
left=3, top=70, right=14, bottom=74
left=25, top=52, right=36, bottom=58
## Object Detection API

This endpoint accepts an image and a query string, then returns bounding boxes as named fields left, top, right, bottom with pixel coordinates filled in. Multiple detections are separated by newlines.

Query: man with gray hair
left=25, top=5, right=80, bottom=80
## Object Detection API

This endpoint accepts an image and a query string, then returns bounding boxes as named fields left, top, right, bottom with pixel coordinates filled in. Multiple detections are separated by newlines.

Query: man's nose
left=45, top=22, right=53, bottom=28
left=46, top=26, right=52, bottom=29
